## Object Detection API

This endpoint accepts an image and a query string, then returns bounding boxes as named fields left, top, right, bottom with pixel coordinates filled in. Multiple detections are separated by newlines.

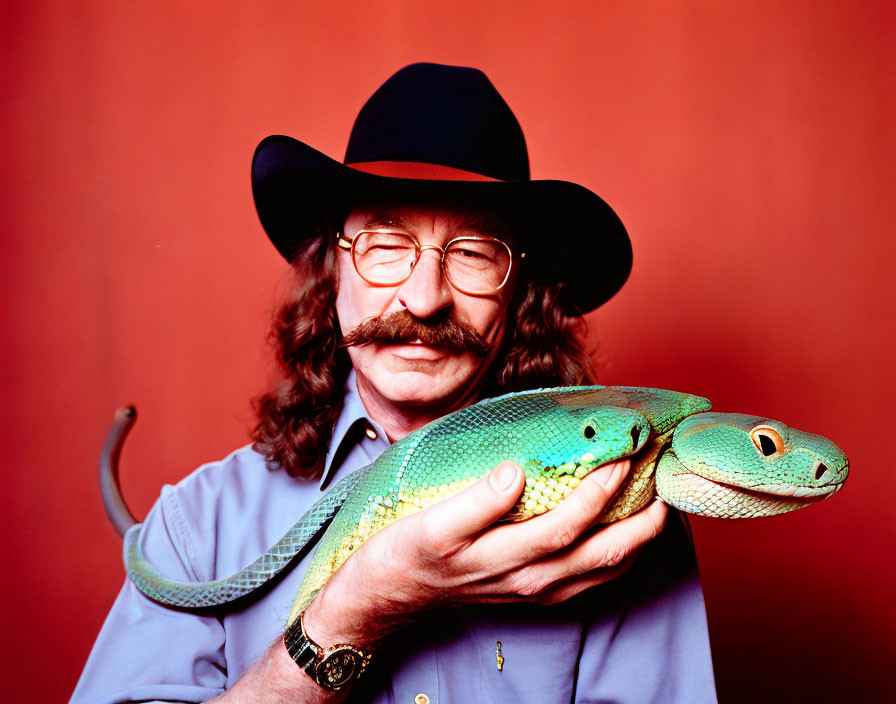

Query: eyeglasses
left=336, top=228, right=520, bottom=295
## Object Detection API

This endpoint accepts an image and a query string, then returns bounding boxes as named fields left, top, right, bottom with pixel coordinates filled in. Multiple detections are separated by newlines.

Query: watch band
left=284, top=611, right=372, bottom=691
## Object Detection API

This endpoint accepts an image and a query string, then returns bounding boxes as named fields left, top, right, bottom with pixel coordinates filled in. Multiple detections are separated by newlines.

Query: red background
left=3, top=2, right=893, bottom=701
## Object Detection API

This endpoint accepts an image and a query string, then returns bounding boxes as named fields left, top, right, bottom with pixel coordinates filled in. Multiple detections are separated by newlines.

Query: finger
left=470, top=500, right=668, bottom=600
left=457, top=555, right=635, bottom=605
left=460, top=499, right=666, bottom=602
left=415, top=461, right=526, bottom=560
left=469, top=459, right=632, bottom=570
left=534, top=556, right=636, bottom=605
left=522, top=498, right=668, bottom=587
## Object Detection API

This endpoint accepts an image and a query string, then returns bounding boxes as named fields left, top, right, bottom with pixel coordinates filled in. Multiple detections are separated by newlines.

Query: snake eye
left=583, top=424, right=596, bottom=439
left=750, top=426, right=786, bottom=457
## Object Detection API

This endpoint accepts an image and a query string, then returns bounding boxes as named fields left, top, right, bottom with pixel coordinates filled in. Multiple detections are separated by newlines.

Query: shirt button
left=414, top=695, right=430, bottom=704
left=365, top=427, right=378, bottom=440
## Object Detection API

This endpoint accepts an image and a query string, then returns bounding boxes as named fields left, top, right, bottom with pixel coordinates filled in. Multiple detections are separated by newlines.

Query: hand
left=304, top=459, right=668, bottom=649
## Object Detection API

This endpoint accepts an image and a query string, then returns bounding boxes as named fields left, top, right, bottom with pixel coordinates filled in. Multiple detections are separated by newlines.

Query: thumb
left=417, top=462, right=525, bottom=554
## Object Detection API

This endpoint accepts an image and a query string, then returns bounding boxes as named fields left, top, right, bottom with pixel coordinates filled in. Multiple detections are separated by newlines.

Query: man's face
left=336, top=203, right=518, bottom=418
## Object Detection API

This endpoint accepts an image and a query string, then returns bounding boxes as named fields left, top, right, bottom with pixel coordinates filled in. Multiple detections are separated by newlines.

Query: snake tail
left=123, top=470, right=364, bottom=608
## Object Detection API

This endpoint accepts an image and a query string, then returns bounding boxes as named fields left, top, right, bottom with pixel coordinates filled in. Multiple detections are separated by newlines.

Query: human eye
left=353, top=232, right=417, bottom=283
left=447, top=238, right=503, bottom=265
left=356, top=231, right=415, bottom=255
left=457, top=246, right=492, bottom=259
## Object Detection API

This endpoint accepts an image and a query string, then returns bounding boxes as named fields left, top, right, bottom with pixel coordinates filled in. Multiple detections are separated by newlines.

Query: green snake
left=103, top=386, right=848, bottom=626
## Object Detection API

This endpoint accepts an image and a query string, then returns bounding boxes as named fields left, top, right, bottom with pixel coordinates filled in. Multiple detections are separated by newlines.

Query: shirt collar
left=319, top=368, right=389, bottom=489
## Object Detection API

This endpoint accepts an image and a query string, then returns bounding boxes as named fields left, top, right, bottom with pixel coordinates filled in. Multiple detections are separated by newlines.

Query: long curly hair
left=251, top=230, right=596, bottom=478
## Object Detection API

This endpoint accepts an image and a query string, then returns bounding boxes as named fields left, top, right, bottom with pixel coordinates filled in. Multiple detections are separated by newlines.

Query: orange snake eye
left=750, top=425, right=786, bottom=457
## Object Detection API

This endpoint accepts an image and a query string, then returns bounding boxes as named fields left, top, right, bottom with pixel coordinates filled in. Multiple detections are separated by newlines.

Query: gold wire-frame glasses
left=336, top=228, right=521, bottom=295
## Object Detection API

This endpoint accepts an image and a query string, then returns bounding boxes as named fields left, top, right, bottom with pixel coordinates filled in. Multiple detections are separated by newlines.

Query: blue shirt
left=72, top=372, right=717, bottom=703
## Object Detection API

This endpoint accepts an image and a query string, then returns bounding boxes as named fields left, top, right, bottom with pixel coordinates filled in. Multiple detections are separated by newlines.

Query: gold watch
left=283, top=611, right=372, bottom=691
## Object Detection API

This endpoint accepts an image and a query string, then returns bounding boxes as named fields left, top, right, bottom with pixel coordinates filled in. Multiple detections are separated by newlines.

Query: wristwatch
left=283, top=610, right=373, bottom=691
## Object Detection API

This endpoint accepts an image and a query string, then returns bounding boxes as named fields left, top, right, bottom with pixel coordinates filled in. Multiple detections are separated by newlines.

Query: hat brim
left=252, top=134, right=632, bottom=313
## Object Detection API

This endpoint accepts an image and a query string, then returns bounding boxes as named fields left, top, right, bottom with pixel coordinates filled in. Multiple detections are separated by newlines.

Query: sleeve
left=574, top=515, right=718, bottom=704
left=70, top=483, right=228, bottom=704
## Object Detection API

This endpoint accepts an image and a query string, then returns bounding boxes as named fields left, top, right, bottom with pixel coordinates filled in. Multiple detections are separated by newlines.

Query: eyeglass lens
left=353, top=231, right=511, bottom=294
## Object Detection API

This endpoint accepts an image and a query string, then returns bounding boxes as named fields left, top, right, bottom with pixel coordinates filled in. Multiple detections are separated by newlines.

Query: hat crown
left=344, top=63, right=530, bottom=182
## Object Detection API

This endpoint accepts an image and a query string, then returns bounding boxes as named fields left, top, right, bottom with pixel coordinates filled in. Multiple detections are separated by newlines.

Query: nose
left=396, top=248, right=453, bottom=318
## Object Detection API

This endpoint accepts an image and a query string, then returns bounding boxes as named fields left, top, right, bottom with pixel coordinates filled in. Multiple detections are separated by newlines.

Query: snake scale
left=105, top=385, right=848, bottom=628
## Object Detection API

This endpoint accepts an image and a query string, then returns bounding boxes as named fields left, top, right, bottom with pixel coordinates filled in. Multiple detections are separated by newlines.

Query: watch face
left=318, top=648, right=362, bottom=689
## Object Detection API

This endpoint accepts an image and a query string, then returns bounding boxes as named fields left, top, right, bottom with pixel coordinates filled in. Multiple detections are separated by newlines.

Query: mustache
left=340, top=310, right=492, bottom=356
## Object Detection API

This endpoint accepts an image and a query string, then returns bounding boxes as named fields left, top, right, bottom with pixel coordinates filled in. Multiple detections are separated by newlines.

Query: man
left=73, top=63, right=716, bottom=703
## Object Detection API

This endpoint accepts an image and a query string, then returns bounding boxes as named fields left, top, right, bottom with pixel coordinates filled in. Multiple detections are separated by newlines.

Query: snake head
left=509, top=399, right=651, bottom=470
left=577, top=405, right=651, bottom=459
left=659, top=412, right=849, bottom=518
left=507, top=405, right=652, bottom=521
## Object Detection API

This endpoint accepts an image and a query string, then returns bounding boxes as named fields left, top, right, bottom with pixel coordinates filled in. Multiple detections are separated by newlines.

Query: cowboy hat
left=251, top=62, right=631, bottom=312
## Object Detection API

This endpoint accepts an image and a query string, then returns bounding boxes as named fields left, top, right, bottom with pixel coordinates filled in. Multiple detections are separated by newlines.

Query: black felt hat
left=252, top=62, right=631, bottom=312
